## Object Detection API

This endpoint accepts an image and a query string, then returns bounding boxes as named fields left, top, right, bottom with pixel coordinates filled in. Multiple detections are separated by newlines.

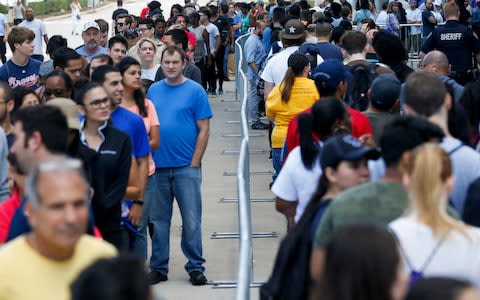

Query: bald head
left=422, top=50, right=450, bottom=75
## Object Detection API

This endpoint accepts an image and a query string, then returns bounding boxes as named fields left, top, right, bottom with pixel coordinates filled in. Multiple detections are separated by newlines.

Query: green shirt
left=314, top=182, right=407, bottom=248
left=363, top=111, right=395, bottom=145
left=313, top=182, right=459, bottom=248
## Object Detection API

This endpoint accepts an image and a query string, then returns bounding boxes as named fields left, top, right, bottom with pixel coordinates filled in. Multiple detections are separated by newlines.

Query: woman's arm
left=124, top=155, right=140, bottom=199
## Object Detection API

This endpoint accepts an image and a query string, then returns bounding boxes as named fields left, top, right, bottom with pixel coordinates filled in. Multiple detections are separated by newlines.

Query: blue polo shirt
left=147, top=79, right=213, bottom=168
left=110, top=106, right=150, bottom=159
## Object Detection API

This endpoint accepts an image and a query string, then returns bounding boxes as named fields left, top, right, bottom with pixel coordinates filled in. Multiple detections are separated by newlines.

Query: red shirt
left=285, top=105, right=373, bottom=155
left=0, top=188, right=21, bottom=244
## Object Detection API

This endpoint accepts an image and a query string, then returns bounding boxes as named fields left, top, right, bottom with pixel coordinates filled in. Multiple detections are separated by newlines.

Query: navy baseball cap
left=370, top=74, right=401, bottom=110
left=321, top=134, right=380, bottom=170
left=313, top=59, right=352, bottom=90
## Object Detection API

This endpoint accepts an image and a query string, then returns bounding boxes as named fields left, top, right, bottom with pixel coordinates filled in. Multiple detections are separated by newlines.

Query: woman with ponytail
left=273, top=99, right=351, bottom=229
left=390, top=143, right=480, bottom=287
left=266, top=52, right=319, bottom=183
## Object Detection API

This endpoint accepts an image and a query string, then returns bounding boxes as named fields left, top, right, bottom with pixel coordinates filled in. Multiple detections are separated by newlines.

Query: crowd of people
left=0, top=0, right=480, bottom=299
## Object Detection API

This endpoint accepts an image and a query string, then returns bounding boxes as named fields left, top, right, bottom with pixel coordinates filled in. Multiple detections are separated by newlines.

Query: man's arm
left=3, top=19, right=8, bottom=42
left=264, top=81, right=274, bottom=101
left=191, top=119, right=210, bottom=167
left=275, top=197, right=297, bottom=229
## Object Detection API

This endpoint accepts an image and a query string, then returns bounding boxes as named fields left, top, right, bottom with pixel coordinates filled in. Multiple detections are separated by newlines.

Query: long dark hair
left=280, top=52, right=309, bottom=103
left=117, top=56, right=148, bottom=117
left=297, top=99, right=347, bottom=170
left=317, top=223, right=401, bottom=300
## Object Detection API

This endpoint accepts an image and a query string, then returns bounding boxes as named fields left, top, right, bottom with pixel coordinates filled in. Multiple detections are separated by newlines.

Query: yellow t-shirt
left=0, top=235, right=117, bottom=300
left=266, top=77, right=320, bottom=148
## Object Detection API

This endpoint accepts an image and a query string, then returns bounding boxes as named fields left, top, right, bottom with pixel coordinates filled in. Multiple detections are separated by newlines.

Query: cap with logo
left=313, top=58, right=352, bottom=90
left=82, top=21, right=100, bottom=33
left=320, top=134, right=380, bottom=170
left=282, top=19, right=306, bottom=39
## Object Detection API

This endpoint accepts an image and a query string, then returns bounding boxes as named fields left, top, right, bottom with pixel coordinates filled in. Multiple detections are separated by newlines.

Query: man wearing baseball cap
left=261, top=19, right=323, bottom=101
left=76, top=21, right=108, bottom=62
left=364, top=74, right=401, bottom=144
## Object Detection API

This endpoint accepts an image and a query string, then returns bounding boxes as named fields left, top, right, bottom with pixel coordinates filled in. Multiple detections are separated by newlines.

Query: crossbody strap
left=393, top=229, right=450, bottom=273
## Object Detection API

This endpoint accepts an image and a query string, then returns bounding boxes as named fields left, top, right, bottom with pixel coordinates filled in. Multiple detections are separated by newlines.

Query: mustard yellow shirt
left=0, top=235, right=117, bottom=300
left=266, top=77, right=319, bottom=148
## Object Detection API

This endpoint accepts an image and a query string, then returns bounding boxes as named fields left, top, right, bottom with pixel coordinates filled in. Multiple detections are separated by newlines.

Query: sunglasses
left=44, top=88, right=66, bottom=97
left=117, top=22, right=125, bottom=26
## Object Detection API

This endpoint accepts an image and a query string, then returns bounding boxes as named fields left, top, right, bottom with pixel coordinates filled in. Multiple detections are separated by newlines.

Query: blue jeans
left=223, top=44, right=231, bottom=77
left=247, top=77, right=260, bottom=123
left=132, top=175, right=157, bottom=259
left=272, top=148, right=282, bottom=182
left=149, top=166, right=205, bottom=275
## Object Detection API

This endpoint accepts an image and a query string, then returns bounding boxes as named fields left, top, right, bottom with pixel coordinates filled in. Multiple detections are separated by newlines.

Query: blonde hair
left=406, top=143, right=468, bottom=238
left=137, top=38, right=157, bottom=54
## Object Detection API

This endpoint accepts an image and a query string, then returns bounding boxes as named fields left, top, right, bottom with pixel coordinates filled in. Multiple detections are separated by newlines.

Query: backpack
left=344, top=62, right=379, bottom=112
left=395, top=230, right=449, bottom=288
left=298, top=43, right=323, bottom=77
left=260, top=202, right=322, bottom=300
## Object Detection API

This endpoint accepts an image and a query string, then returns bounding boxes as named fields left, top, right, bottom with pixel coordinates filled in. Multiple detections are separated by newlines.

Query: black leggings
left=215, top=45, right=225, bottom=89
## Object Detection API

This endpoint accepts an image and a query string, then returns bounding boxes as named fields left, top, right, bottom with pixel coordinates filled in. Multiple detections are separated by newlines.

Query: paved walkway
left=150, top=80, right=286, bottom=300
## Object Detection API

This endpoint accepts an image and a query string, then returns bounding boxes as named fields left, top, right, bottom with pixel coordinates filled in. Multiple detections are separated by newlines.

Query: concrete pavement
left=37, top=2, right=287, bottom=298
left=150, top=82, right=286, bottom=300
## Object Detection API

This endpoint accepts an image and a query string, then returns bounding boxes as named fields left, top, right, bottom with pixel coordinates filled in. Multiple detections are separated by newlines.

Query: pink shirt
left=122, top=99, right=160, bottom=176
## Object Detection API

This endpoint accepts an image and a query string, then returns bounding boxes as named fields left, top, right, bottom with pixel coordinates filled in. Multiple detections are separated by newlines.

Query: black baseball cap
left=320, top=134, right=380, bottom=170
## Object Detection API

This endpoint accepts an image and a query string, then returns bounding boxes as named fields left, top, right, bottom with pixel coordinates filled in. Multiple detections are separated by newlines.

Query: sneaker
left=189, top=271, right=208, bottom=286
left=209, top=90, right=217, bottom=96
left=218, top=88, right=224, bottom=95
left=251, top=120, right=269, bottom=130
left=223, top=76, right=230, bottom=81
left=148, top=270, right=168, bottom=285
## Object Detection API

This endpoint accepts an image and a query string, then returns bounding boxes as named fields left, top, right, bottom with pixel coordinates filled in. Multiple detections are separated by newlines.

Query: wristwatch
left=132, top=200, right=144, bottom=206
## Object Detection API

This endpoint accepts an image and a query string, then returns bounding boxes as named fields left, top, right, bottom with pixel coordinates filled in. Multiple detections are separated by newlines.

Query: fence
left=235, top=32, right=253, bottom=300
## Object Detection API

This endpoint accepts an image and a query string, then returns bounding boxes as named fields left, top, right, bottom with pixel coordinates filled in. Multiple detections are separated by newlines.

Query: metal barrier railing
left=235, top=33, right=253, bottom=299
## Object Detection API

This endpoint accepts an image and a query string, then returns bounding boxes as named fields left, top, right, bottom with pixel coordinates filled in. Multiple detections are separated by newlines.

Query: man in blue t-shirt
left=147, top=45, right=212, bottom=286
left=0, top=26, right=41, bottom=90
left=91, top=65, right=150, bottom=238
left=76, top=21, right=108, bottom=62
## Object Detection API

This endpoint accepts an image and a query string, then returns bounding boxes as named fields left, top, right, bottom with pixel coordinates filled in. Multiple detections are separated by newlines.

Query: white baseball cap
left=82, top=21, right=100, bottom=32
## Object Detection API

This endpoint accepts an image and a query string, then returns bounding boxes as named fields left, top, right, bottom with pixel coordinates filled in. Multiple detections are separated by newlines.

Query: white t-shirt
left=376, top=10, right=388, bottom=27
left=262, top=46, right=323, bottom=85
left=205, top=22, right=219, bottom=55
left=440, top=137, right=480, bottom=216
left=271, top=144, right=323, bottom=223
left=141, top=64, right=160, bottom=81
left=406, top=8, right=422, bottom=35
left=390, top=217, right=480, bottom=288
left=19, top=19, right=47, bottom=55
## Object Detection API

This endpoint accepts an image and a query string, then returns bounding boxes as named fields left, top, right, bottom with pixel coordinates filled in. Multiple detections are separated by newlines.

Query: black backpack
left=260, top=202, right=322, bottom=300
left=344, top=62, right=379, bottom=112
left=298, top=43, right=323, bottom=77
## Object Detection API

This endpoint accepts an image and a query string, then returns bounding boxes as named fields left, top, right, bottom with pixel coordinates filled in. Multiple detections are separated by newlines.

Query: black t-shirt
left=422, top=20, right=480, bottom=73
left=213, top=16, right=231, bottom=44
left=112, top=8, right=128, bottom=21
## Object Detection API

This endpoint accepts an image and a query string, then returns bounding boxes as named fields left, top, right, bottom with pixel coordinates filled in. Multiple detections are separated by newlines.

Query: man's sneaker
left=251, top=120, right=269, bottom=130
left=209, top=90, right=217, bottom=96
left=218, top=88, right=224, bottom=95
left=148, top=270, right=168, bottom=285
left=189, top=271, right=208, bottom=286
left=223, top=76, right=230, bottom=81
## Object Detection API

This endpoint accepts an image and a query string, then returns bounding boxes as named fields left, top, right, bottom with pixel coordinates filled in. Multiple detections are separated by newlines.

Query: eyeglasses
left=87, top=97, right=110, bottom=108
left=117, top=22, right=125, bottom=27
left=44, top=88, right=66, bottom=97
